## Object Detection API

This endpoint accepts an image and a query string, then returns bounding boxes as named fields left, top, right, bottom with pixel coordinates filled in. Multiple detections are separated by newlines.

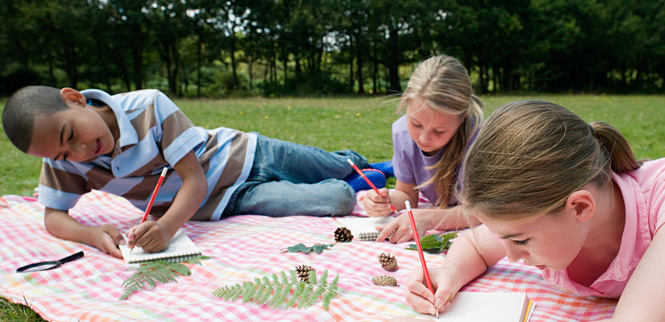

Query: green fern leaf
left=319, top=270, right=328, bottom=286
left=330, top=274, right=340, bottom=290
left=307, top=270, right=317, bottom=284
left=305, top=286, right=326, bottom=307
left=285, top=283, right=305, bottom=308
left=280, top=271, right=289, bottom=283
left=322, top=292, right=336, bottom=311
left=119, top=257, right=206, bottom=301
left=212, top=269, right=340, bottom=311
left=297, top=284, right=314, bottom=308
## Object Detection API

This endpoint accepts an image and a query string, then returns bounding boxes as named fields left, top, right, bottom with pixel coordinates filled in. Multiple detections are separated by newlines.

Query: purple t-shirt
left=392, top=115, right=448, bottom=205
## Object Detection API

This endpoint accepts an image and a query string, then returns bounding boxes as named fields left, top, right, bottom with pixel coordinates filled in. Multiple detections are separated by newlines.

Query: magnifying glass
left=16, top=251, right=84, bottom=273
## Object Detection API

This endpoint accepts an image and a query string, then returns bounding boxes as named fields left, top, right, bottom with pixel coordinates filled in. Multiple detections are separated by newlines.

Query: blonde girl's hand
left=405, top=267, right=459, bottom=316
left=126, top=221, right=172, bottom=253
left=376, top=209, right=432, bottom=243
left=92, top=224, right=125, bottom=258
left=362, top=188, right=393, bottom=217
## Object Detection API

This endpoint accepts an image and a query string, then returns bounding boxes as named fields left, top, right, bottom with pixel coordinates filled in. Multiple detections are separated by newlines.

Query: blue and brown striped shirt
left=38, top=89, right=256, bottom=221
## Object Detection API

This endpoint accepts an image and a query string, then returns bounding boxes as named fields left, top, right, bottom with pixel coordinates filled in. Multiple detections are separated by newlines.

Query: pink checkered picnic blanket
left=0, top=190, right=616, bottom=321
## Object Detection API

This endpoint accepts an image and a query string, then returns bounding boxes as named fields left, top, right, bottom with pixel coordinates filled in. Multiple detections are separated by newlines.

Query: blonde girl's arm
left=604, top=226, right=665, bottom=322
left=373, top=180, right=424, bottom=241
left=363, top=179, right=420, bottom=217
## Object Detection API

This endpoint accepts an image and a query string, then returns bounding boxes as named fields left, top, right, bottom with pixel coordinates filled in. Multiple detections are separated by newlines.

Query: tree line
left=1, top=0, right=663, bottom=97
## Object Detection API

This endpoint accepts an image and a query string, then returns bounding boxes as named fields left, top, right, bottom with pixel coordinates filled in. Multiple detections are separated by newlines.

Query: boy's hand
left=362, top=188, right=393, bottom=217
left=375, top=209, right=432, bottom=243
left=126, top=221, right=173, bottom=253
left=405, top=267, right=459, bottom=316
left=91, top=224, right=125, bottom=258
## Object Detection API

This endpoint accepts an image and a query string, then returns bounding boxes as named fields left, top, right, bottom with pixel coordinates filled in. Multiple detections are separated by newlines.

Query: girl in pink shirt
left=363, top=55, right=483, bottom=243
left=403, top=99, right=665, bottom=321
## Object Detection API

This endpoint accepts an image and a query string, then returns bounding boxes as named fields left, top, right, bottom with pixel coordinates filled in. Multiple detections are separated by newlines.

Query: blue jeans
left=223, top=135, right=370, bottom=217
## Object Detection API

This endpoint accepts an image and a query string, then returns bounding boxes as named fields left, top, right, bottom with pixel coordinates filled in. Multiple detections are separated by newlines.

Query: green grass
left=1, top=94, right=664, bottom=320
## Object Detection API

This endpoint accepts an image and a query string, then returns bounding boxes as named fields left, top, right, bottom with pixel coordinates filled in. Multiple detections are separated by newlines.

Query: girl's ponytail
left=590, top=121, right=640, bottom=173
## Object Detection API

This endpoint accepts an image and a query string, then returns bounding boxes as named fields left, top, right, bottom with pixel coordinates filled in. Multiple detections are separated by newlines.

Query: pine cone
left=295, top=265, right=315, bottom=283
left=379, top=253, right=398, bottom=272
left=372, top=275, right=397, bottom=286
left=334, top=227, right=354, bottom=242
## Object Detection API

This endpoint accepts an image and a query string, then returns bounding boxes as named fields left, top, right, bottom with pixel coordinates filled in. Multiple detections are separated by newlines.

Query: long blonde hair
left=460, top=99, right=640, bottom=222
left=398, top=55, right=483, bottom=207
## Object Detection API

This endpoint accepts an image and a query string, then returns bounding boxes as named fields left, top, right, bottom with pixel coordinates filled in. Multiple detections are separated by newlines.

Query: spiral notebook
left=334, top=216, right=395, bottom=241
left=119, top=229, right=202, bottom=264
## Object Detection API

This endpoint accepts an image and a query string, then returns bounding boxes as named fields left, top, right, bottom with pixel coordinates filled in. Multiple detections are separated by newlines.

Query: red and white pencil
left=405, top=200, right=438, bottom=318
left=346, top=159, right=397, bottom=213
left=130, top=167, right=168, bottom=253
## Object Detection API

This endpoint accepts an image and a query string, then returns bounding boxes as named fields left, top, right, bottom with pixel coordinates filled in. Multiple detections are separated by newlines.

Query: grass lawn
left=1, top=94, right=664, bottom=320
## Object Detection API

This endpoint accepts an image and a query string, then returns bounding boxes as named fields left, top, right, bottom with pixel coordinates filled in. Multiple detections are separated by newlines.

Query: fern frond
left=307, top=270, right=317, bottom=284
left=119, top=257, right=206, bottom=301
left=319, top=270, right=328, bottom=286
left=297, top=284, right=314, bottom=309
left=285, top=283, right=305, bottom=308
left=212, top=269, right=340, bottom=311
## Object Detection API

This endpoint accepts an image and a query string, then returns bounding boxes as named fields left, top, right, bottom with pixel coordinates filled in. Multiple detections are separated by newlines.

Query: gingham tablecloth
left=0, top=191, right=616, bottom=321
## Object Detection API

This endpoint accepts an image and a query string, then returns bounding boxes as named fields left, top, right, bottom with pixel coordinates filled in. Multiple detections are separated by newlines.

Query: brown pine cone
left=334, top=227, right=354, bottom=242
left=295, top=264, right=315, bottom=283
left=379, top=252, right=398, bottom=272
left=372, top=275, right=397, bottom=286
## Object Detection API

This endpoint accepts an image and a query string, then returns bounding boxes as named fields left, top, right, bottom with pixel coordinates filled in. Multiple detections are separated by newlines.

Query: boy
left=3, top=86, right=392, bottom=258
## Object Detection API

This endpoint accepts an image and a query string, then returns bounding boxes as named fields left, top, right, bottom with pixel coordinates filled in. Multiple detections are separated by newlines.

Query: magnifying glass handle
left=58, top=251, right=84, bottom=264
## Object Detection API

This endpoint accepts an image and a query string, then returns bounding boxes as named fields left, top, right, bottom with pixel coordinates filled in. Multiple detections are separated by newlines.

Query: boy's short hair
left=3, top=86, right=69, bottom=153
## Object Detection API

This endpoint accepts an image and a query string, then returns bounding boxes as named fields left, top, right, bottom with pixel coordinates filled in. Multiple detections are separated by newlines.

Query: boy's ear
left=565, top=190, right=595, bottom=223
left=60, top=88, right=87, bottom=107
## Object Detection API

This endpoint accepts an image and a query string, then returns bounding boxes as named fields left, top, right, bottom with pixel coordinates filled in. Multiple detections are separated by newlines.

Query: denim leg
left=224, top=135, right=368, bottom=217
left=234, top=179, right=356, bottom=217
left=249, top=135, right=370, bottom=183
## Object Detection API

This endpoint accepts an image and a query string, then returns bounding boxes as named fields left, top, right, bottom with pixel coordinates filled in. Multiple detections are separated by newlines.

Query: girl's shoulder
left=627, top=158, right=665, bottom=186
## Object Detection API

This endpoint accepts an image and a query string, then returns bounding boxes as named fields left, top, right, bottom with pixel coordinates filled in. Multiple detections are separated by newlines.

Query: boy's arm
left=44, top=207, right=125, bottom=258
left=127, top=150, right=207, bottom=252
left=605, top=227, right=665, bottom=322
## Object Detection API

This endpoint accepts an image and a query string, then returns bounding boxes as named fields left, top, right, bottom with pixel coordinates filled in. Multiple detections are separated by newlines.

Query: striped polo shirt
left=38, top=89, right=256, bottom=221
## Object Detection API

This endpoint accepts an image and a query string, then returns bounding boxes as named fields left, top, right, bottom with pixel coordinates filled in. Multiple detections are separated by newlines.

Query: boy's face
left=27, top=90, right=115, bottom=162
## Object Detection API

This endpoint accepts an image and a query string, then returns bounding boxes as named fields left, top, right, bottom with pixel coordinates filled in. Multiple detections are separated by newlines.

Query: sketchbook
left=414, top=292, right=534, bottom=322
left=334, top=216, right=395, bottom=241
left=119, top=229, right=202, bottom=264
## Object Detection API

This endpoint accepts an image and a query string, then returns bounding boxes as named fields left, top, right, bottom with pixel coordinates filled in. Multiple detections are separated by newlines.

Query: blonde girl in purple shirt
left=363, top=55, right=483, bottom=243
left=403, top=99, right=665, bottom=322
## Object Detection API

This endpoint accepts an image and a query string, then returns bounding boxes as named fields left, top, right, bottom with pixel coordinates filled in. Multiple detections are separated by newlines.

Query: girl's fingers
left=405, top=289, right=437, bottom=315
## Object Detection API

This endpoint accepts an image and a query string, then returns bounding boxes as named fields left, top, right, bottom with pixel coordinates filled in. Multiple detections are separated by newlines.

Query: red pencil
left=139, top=167, right=168, bottom=224
left=130, top=167, right=168, bottom=253
left=405, top=200, right=438, bottom=318
left=346, top=159, right=397, bottom=213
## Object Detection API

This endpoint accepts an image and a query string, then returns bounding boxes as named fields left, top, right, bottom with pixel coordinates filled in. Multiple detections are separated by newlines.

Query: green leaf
left=212, top=269, right=340, bottom=311
left=284, top=243, right=335, bottom=254
left=119, top=257, right=207, bottom=301
left=406, top=232, right=458, bottom=254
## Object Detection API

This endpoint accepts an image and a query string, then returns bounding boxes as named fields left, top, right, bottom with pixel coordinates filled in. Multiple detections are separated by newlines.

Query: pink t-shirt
left=541, top=158, right=665, bottom=298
